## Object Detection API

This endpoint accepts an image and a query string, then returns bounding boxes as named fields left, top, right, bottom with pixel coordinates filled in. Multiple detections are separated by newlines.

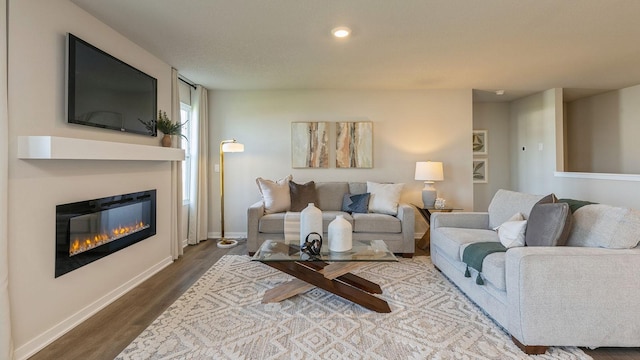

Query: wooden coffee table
left=252, top=239, right=398, bottom=313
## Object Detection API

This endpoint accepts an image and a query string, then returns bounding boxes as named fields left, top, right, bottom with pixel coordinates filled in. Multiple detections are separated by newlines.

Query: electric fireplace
left=55, top=190, right=156, bottom=277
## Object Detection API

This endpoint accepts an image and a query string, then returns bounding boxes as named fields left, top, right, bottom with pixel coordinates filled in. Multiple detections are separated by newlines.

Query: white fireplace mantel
left=17, top=136, right=185, bottom=161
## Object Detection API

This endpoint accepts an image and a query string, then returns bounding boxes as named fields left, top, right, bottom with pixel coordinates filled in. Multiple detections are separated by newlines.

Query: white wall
left=472, top=102, right=511, bottom=211
left=566, top=84, right=640, bottom=174
left=208, top=90, right=474, bottom=237
left=8, top=1, right=173, bottom=357
left=510, top=88, right=640, bottom=209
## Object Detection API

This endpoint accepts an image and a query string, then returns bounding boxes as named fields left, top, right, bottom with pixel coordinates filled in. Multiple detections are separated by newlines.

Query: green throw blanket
left=462, top=242, right=507, bottom=285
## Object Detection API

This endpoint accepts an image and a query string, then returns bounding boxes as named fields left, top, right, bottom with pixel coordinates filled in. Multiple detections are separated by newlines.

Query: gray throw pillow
left=289, top=181, right=317, bottom=212
left=525, top=202, right=572, bottom=246
left=341, top=193, right=370, bottom=214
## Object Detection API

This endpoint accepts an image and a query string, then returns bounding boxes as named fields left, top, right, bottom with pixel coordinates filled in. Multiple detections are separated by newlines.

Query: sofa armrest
left=430, top=212, right=489, bottom=230
left=396, top=203, right=415, bottom=254
left=247, top=201, right=265, bottom=253
left=506, top=246, right=640, bottom=347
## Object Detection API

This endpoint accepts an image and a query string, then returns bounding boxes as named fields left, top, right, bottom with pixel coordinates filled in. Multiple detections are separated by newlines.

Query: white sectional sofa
left=430, top=189, right=640, bottom=354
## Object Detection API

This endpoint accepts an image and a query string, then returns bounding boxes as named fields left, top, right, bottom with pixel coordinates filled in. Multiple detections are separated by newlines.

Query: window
left=180, top=103, right=192, bottom=203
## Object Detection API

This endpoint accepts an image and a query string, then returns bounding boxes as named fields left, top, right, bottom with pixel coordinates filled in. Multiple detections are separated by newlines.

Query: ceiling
left=71, top=0, right=640, bottom=102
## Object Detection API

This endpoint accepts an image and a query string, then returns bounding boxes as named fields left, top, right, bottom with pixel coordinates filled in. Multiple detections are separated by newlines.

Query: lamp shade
left=415, top=161, right=444, bottom=181
left=221, top=141, right=244, bottom=153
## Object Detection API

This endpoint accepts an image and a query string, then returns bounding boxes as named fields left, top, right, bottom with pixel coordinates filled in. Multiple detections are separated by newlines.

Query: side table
left=413, top=204, right=462, bottom=251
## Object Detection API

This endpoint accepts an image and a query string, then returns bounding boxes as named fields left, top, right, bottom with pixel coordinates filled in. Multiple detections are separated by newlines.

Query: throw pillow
left=366, top=181, right=404, bottom=216
left=557, top=198, right=597, bottom=213
left=493, top=212, right=524, bottom=231
left=256, top=175, right=292, bottom=214
left=498, top=219, right=528, bottom=248
left=341, top=193, right=370, bottom=214
left=524, top=202, right=572, bottom=247
left=536, top=193, right=558, bottom=205
left=289, top=181, right=317, bottom=212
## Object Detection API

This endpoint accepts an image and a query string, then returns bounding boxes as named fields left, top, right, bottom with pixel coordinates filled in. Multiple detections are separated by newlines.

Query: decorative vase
left=328, top=215, right=352, bottom=252
left=161, top=134, right=172, bottom=147
left=300, top=203, right=322, bottom=247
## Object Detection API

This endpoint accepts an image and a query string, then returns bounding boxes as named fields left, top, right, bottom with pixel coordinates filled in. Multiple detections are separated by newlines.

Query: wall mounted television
left=67, top=33, right=158, bottom=136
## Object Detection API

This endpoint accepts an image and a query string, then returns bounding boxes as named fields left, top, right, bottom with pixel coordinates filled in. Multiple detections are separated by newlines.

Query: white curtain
left=187, top=85, right=209, bottom=245
left=170, top=68, right=184, bottom=259
left=1, top=0, right=14, bottom=358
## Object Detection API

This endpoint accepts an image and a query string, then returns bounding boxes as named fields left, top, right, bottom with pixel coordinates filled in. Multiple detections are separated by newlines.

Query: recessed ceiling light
left=495, top=90, right=505, bottom=96
left=331, top=26, right=351, bottom=38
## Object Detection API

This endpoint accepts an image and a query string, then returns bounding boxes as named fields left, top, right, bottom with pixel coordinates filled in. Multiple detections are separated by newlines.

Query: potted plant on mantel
left=140, top=110, right=187, bottom=147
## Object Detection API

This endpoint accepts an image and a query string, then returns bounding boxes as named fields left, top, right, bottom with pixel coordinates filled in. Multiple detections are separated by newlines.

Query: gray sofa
left=247, top=181, right=415, bottom=256
left=430, top=189, right=640, bottom=354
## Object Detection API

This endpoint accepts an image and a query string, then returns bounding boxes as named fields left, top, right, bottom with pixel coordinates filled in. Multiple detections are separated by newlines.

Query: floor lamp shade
left=219, top=139, right=244, bottom=247
left=415, top=161, right=444, bottom=208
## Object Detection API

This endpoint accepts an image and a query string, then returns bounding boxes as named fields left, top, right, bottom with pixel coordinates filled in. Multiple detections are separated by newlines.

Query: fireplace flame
left=69, top=220, right=149, bottom=256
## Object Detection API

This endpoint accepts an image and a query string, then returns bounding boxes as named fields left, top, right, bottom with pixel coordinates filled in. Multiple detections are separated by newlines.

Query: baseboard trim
left=14, top=256, right=174, bottom=360
left=208, top=231, right=246, bottom=239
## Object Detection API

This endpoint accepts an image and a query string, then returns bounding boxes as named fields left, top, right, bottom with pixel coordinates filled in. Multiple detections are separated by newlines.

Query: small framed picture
left=472, top=130, right=488, bottom=155
left=473, top=159, right=488, bottom=183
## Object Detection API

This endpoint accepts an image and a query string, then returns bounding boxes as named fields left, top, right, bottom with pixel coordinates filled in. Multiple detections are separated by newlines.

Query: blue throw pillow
left=341, top=193, right=370, bottom=214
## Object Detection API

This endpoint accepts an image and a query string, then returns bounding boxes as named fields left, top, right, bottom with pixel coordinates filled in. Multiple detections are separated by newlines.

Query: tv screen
left=67, top=33, right=157, bottom=136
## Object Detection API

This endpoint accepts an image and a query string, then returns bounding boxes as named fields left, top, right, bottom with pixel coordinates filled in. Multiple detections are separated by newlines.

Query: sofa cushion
left=289, top=181, right=317, bottom=212
left=316, top=182, right=349, bottom=211
left=256, top=175, right=292, bottom=214
left=431, top=227, right=498, bottom=262
left=352, top=213, right=401, bottom=233
left=348, top=182, right=367, bottom=195
left=259, top=213, right=286, bottom=233
left=566, top=204, right=640, bottom=249
left=525, top=202, right=572, bottom=247
left=482, top=252, right=507, bottom=291
left=367, top=181, right=404, bottom=216
left=342, top=193, right=370, bottom=213
left=487, top=189, right=544, bottom=229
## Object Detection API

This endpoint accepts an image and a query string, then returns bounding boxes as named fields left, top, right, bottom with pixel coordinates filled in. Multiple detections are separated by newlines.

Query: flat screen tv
left=67, top=33, right=157, bottom=136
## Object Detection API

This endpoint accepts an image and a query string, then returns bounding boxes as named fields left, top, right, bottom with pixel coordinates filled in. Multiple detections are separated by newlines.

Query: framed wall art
left=473, top=159, right=488, bottom=183
left=336, top=122, right=373, bottom=168
left=473, top=130, right=488, bottom=155
left=291, top=122, right=329, bottom=168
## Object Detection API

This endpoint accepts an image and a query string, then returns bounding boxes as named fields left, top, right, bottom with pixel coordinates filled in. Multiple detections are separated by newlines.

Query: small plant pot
left=161, top=134, right=172, bottom=147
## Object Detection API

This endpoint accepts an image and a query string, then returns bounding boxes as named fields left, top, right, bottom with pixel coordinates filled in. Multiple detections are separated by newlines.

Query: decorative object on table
left=473, top=159, right=488, bottom=183
left=328, top=215, right=353, bottom=252
left=414, top=161, right=444, bottom=208
left=301, top=232, right=323, bottom=256
left=139, top=110, right=188, bottom=147
left=472, top=130, right=488, bottom=155
left=336, top=121, right=373, bottom=168
left=434, top=198, right=446, bottom=209
left=300, top=203, right=322, bottom=247
left=291, top=122, right=329, bottom=168
left=218, top=139, right=245, bottom=248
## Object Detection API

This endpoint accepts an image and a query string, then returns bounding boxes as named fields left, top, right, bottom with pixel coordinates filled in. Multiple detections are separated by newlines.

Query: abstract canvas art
left=291, top=122, right=329, bottom=168
left=336, top=122, right=373, bottom=168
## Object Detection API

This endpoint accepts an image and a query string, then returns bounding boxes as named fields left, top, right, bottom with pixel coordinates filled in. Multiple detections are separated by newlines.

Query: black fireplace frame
left=55, top=190, right=157, bottom=277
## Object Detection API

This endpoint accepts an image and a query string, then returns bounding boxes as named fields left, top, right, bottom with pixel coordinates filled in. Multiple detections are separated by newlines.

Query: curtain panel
left=187, top=86, right=209, bottom=245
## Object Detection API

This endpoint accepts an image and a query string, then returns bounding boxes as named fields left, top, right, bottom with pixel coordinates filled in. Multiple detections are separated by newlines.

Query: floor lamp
left=218, top=139, right=244, bottom=248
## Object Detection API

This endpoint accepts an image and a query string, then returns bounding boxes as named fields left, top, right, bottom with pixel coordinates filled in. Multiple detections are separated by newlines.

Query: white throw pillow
left=366, top=181, right=404, bottom=216
left=498, top=219, right=527, bottom=248
left=256, top=175, right=292, bottom=214
left=493, top=212, right=524, bottom=231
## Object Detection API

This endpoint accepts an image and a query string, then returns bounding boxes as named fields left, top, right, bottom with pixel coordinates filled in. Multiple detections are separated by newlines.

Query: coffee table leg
left=261, top=261, right=391, bottom=313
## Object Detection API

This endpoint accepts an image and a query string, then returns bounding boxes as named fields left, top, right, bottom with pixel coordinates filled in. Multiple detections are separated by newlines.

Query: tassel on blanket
left=476, top=273, right=484, bottom=285
left=464, top=265, right=471, bottom=278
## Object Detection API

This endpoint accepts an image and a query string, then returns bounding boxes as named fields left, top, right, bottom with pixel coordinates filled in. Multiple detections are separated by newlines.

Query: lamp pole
left=219, top=139, right=244, bottom=242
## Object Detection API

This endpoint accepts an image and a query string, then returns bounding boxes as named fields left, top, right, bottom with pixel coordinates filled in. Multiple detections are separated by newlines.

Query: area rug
left=116, top=255, right=591, bottom=360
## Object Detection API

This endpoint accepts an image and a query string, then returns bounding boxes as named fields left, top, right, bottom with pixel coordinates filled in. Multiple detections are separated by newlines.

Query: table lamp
left=415, top=161, right=444, bottom=208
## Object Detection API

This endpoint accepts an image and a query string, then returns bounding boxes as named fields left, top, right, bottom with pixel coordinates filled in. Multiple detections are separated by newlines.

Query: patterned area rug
left=117, top=255, right=590, bottom=359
